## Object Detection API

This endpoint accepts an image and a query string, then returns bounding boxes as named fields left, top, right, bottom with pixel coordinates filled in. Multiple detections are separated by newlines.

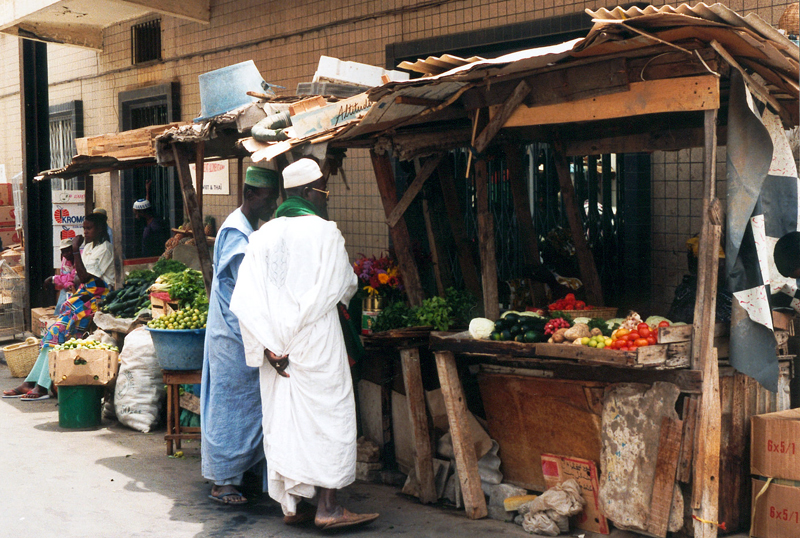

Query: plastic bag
left=113, top=327, right=165, bottom=433
left=520, top=479, right=585, bottom=536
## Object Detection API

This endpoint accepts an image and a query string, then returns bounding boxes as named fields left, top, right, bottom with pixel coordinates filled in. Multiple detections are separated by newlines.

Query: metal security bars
left=131, top=19, right=161, bottom=65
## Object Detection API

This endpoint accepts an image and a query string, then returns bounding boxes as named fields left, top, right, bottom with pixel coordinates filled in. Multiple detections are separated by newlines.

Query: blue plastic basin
left=146, top=327, right=205, bottom=371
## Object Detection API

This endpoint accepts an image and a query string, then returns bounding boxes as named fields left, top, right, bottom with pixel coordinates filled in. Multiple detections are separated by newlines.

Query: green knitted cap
left=245, top=166, right=280, bottom=188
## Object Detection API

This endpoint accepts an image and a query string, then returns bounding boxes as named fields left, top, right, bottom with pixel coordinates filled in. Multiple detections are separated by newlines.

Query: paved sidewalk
left=0, top=360, right=530, bottom=538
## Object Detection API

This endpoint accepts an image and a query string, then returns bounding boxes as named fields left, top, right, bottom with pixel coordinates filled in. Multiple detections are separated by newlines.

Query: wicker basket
left=779, top=3, right=799, bottom=36
left=3, top=336, right=40, bottom=377
left=547, top=306, right=619, bottom=320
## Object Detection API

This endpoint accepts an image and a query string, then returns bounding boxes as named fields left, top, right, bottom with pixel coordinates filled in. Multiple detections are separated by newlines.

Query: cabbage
left=573, top=317, right=592, bottom=325
left=469, top=318, right=496, bottom=340
left=501, top=310, right=520, bottom=318
left=645, top=316, right=672, bottom=326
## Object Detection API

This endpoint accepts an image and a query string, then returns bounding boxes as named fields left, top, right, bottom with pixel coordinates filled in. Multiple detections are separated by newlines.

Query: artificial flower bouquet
left=353, top=253, right=404, bottom=301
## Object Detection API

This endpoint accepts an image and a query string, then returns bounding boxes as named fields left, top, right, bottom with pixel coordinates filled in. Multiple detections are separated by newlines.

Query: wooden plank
left=291, top=92, right=371, bottom=138
left=195, top=141, right=204, bottom=218
left=552, top=143, right=604, bottom=306
left=505, top=75, right=720, bottom=128
left=108, top=170, right=125, bottom=290
left=400, top=347, right=437, bottom=504
left=395, top=95, right=443, bottom=107
left=666, top=341, right=692, bottom=369
left=657, top=322, right=727, bottom=343
left=677, top=395, right=699, bottom=483
left=437, top=157, right=483, bottom=301
left=635, top=344, right=668, bottom=366
left=289, top=96, right=327, bottom=116
left=434, top=351, right=488, bottom=519
left=646, top=416, right=684, bottom=537
left=83, top=176, right=93, bottom=217
left=422, top=198, right=447, bottom=296
left=535, top=342, right=633, bottom=366
left=386, top=154, right=443, bottom=228
left=370, top=150, right=425, bottom=306
left=172, top=145, right=213, bottom=297
left=505, top=143, right=546, bottom=306
left=475, top=158, right=499, bottom=320
left=76, top=122, right=184, bottom=158
left=179, top=392, right=201, bottom=414
left=473, top=80, right=531, bottom=154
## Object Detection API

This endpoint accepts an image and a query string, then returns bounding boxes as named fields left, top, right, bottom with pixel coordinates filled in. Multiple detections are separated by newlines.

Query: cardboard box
left=0, top=183, right=12, bottom=206
left=49, top=348, right=119, bottom=386
left=0, top=227, right=21, bottom=246
left=0, top=205, right=15, bottom=226
left=751, top=478, right=800, bottom=538
left=150, top=292, right=179, bottom=319
left=51, top=190, right=86, bottom=204
left=31, top=306, right=56, bottom=333
left=751, top=409, right=800, bottom=481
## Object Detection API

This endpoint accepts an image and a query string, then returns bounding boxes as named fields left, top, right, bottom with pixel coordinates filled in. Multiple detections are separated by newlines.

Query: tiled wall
left=0, top=0, right=796, bottom=311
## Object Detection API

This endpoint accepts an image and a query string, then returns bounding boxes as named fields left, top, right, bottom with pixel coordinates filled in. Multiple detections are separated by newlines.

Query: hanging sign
left=190, top=160, right=230, bottom=195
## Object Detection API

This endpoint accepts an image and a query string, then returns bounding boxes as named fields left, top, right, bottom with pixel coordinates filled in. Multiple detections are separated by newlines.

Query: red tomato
left=575, top=301, right=586, bottom=310
left=658, top=320, right=671, bottom=328
left=627, top=333, right=640, bottom=342
left=646, top=336, right=657, bottom=345
left=637, top=322, right=649, bottom=331
left=634, top=338, right=649, bottom=347
left=638, top=326, right=651, bottom=338
left=620, top=346, right=631, bottom=351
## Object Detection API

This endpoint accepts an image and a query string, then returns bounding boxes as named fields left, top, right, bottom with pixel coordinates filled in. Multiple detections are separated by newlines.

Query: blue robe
left=200, top=208, right=265, bottom=484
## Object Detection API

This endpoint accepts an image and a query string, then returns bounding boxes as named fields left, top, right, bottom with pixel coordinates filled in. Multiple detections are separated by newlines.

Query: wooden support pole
left=475, top=158, right=499, bottom=320
left=552, top=142, right=604, bottom=306
left=386, top=154, right=443, bottom=228
left=109, top=170, right=125, bottom=290
left=172, top=144, right=213, bottom=297
left=434, top=350, right=488, bottom=519
left=369, top=149, right=425, bottom=306
left=677, top=395, right=699, bottom=483
left=83, top=176, right=93, bottom=216
left=504, top=143, right=547, bottom=306
left=691, top=108, right=722, bottom=538
left=473, top=80, right=531, bottom=154
left=437, top=157, right=483, bottom=302
left=195, top=141, right=205, bottom=218
left=422, top=199, right=447, bottom=297
left=400, top=347, right=437, bottom=504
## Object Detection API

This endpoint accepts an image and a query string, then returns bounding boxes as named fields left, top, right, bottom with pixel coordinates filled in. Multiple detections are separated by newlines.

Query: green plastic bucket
left=58, top=385, right=104, bottom=429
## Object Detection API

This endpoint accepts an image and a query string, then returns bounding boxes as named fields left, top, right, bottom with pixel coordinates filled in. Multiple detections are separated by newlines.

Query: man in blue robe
left=201, top=165, right=280, bottom=504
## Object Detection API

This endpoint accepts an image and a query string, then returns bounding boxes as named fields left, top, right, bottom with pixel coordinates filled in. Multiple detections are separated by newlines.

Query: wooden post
left=195, top=141, right=205, bottom=218
left=400, top=347, right=437, bottom=504
left=504, top=143, right=547, bottom=306
left=475, top=158, right=499, bottom=320
left=369, top=149, right=425, bottom=306
left=109, top=170, right=125, bottom=290
left=434, top=350, right=488, bottom=519
left=172, top=144, right=213, bottom=297
left=422, top=199, right=446, bottom=296
left=552, top=142, right=604, bottom=306
left=691, top=108, right=722, bottom=538
left=646, top=416, right=683, bottom=537
left=83, top=175, right=93, bottom=216
left=437, top=157, right=483, bottom=301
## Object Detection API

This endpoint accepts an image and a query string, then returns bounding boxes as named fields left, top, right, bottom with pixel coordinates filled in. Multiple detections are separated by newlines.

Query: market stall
left=258, top=4, right=798, bottom=537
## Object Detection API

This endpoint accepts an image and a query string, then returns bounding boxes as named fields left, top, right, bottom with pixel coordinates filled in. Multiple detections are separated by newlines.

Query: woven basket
left=779, top=3, right=799, bottom=35
left=547, top=306, right=619, bottom=320
left=3, top=337, right=40, bottom=377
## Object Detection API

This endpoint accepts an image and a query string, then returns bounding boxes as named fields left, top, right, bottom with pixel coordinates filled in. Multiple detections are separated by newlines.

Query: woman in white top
left=3, top=212, right=116, bottom=401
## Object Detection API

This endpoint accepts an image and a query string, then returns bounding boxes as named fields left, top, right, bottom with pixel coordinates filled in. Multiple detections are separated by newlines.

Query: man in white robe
left=230, top=158, right=379, bottom=531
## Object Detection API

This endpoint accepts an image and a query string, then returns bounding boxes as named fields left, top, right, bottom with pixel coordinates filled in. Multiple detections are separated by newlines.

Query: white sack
left=114, top=327, right=165, bottom=433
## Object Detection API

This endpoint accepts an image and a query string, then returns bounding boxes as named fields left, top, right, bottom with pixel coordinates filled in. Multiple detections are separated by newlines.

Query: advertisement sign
left=51, top=203, right=85, bottom=226
left=52, top=190, right=86, bottom=204
left=190, top=160, right=230, bottom=195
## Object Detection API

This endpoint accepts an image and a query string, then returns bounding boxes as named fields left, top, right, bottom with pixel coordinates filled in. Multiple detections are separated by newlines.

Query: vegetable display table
left=162, top=369, right=201, bottom=456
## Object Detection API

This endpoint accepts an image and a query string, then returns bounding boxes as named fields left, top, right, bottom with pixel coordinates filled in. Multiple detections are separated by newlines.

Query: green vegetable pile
left=372, top=289, right=478, bottom=333
left=99, top=260, right=191, bottom=319
left=150, top=269, right=207, bottom=309
left=52, top=338, right=119, bottom=352
left=491, top=313, right=549, bottom=342
left=147, top=307, right=207, bottom=330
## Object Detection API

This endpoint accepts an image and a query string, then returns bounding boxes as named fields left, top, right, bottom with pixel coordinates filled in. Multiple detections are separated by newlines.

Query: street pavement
left=0, top=357, right=529, bottom=538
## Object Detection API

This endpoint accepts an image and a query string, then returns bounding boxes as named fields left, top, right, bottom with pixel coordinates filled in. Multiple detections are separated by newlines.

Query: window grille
left=131, top=19, right=161, bottom=64
left=49, top=101, right=83, bottom=190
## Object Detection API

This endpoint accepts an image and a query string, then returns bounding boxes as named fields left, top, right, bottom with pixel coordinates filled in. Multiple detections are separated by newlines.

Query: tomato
left=620, top=346, right=631, bottom=351
left=574, top=301, right=586, bottom=310
left=637, top=323, right=649, bottom=331
left=658, top=320, right=671, bottom=328
left=627, top=333, right=640, bottom=342
left=634, top=338, right=649, bottom=347
left=646, top=335, right=657, bottom=345
left=638, top=326, right=651, bottom=338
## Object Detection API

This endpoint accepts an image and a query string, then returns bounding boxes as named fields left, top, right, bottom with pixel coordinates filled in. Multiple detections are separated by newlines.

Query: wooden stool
left=162, top=369, right=201, bottom=456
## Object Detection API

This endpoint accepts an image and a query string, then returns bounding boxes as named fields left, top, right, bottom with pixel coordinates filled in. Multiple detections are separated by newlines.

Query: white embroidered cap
left=133, top=198, right=151, bottom=210
left=282, top=158, right=322, bottom=189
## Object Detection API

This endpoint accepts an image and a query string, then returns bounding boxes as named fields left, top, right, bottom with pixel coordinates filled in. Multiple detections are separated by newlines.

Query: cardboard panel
left=51, top=203, right=85, bottom=226
left=751, top=409, right=800, bottom=481
left=49, top=348, right=119, bottom=386
left=751, top=478, right=800, bottom=538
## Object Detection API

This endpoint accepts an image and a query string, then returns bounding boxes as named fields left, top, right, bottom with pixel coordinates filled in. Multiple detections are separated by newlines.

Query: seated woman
left=3, top=212, right=115, bottom=401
